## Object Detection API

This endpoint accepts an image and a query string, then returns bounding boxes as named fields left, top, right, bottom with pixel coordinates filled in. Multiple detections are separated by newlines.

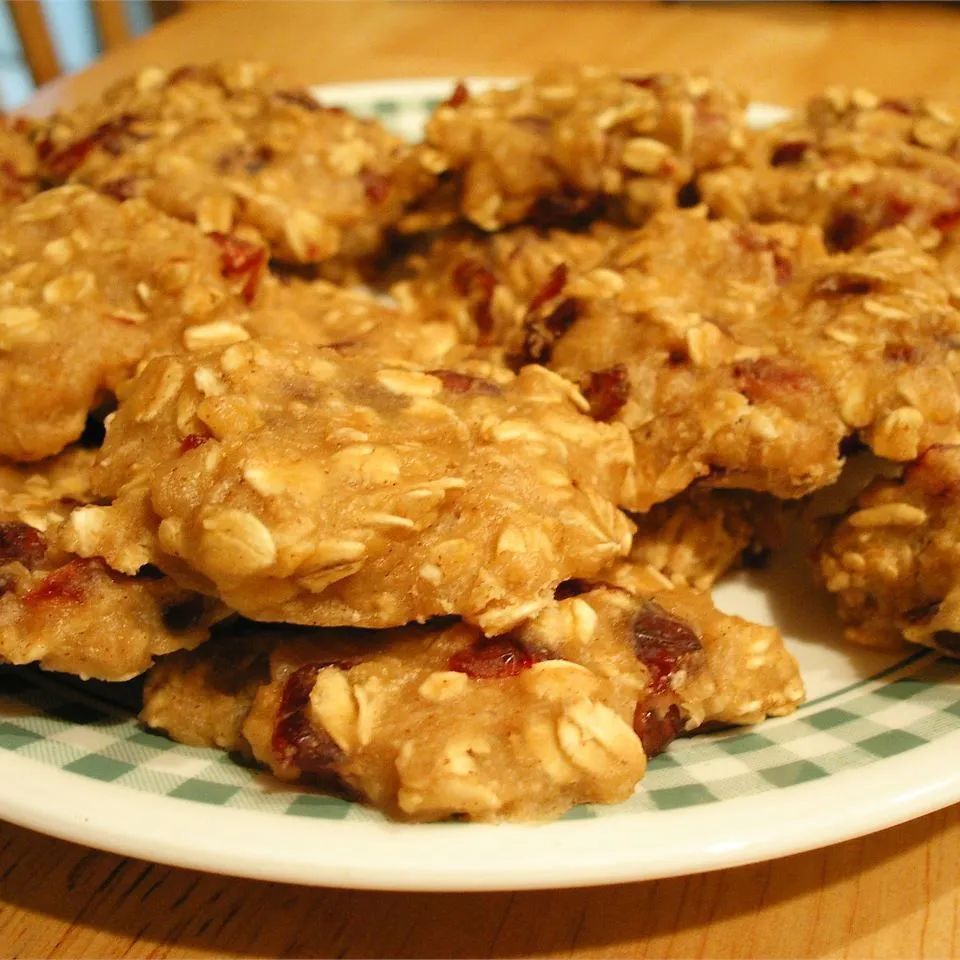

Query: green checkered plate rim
left=0, top=80, right=957, bottom=891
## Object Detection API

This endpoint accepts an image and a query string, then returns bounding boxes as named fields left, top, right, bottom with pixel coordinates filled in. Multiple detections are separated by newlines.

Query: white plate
left=0, top=79, right=957, bottom=892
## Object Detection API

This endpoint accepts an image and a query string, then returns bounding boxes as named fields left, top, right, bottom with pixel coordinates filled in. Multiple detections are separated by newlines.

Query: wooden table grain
left=5, top=2, right=960, bottom=957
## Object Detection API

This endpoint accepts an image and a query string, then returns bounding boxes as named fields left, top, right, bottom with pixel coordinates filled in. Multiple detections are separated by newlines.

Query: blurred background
left=0, top=0, right=179, bottom=106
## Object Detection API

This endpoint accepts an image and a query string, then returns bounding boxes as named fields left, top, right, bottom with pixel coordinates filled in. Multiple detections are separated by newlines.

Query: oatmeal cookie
left=700, top=87, right=960, bottom=257
left=0, top=185, right=458, bottom=462
left=0, top=186, right=271, bottom=461
left=393, top=222, right=627, bottom=353
left=401, top=209, right=960, bottom=507
left=142, top=580, right=802, bottom=822
left=0, top=447, right=220, bottom=680
left=408, top=66, right=746, bottom=232
left=38, top=62, right=433, bottom=263
left=816, top=445, right=960, bottom=654
left=66, top=338, right=635, bottom=633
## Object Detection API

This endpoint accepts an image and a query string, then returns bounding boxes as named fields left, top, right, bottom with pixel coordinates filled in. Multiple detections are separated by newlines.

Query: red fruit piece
left=179, top=433, right=209, bottom=455
left=633, top=702, right=685, bottom=757
left=528, top=263, right=568, bottom=314
left=769, top=140, right=810, bottom=166
left=272, top=660, right=358, bottom=777
left=631, top=601, right=702, bottom=694
left=448, top=635, right=545, bottom=679
left=0, top=522, right=46, bottom=567
left=582, top=364, right=630, bottom=422
left=444, top=81, right=469, bottom=108
left=428, top=369, right=501, bottom=396
left=210, top=233, right=266, bottom=304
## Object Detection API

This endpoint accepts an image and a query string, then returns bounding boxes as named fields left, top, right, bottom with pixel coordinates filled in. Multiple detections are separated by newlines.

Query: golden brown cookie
left=142, top=578, right=802, bottom=822
left=0, top=115, right=39, bottom=209
left=400, top=209, right=960, bottom=508
left=700, top=87, right=960, bottom=256
left=816, top=444, right=960, bottom=654
left=0, top=184, right=463, bottom=462
left=408, top=66, right=746, bottom=232
left=66, top=339, right=635, bottom=633
left=0, top=447, right=221, bottom=680
left=38, top=62, right=433, bottom=263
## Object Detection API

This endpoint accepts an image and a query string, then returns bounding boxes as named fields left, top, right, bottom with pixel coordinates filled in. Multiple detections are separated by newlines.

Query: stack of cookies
left=0, top=62, right=956, bottom=821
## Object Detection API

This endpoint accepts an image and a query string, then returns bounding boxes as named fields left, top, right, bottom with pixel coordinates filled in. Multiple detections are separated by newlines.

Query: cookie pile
left=0, top=63, right=956, bottom=821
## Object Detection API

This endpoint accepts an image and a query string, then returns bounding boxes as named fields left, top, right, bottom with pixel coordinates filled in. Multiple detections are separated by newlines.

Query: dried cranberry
left=0, top=522, right=46, bottom=567
left=444, top=81, right=469, bottom=108
left=631, top=601, right=702, bottom=694
left=582, top=364, right=630, bottom=422
left=825, top=211, right=863, bottom=251
left=448, top=635, right=543, bottom=679
left=451, top=259, right=495, bottom=299
left=100, top=177, right=139, bottom=201
left=274, top=89, right=322, bottom=111
left=878, top=196, right=912, bottom=230
left=360, top=170, right=390, bottom=205
left=272, top=661, right=358, bottom=777
left=880, top=98, right=913, bottom=115
left=527, top=264, right=568, bottom=314
left=770, top=140, right=810, bottom=166
left=428, top=369, right=501, bottom=395
left=905, top=600, right=941, bottom=624
left=544, top=297, right=578, bottom=337
left=274, top=711, right=343, bottom=776
left=773, top=253, right=793, bottom=284
left=23, top=557, right=101, bottom=608
left=210, top=233, right=266, bottom=304
left=451, top=259, right=496, bottom=343
left=161, top=595, right=207, bottom=631
left=884, top=342, right=923, bottom=364
left=45, top=114, right=138, bottom=179
left=933, top=208, right=960, bottom=233
left=633, top=702, right=685, bottom=757
left=179, top=433, right=209, bottom=455
left=812, top=272, right=876, bottom=297
left=734, top=357, right=816, bottom=405
left=528, top=191, right=603, bottom=230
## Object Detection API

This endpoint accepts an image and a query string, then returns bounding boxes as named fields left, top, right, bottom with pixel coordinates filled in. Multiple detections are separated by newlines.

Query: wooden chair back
left=7, top=0, right=135, bottom=85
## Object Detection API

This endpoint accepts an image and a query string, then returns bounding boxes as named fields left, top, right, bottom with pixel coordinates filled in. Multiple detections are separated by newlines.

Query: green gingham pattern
left=2, top=87, right=959, bottom=824
left=344, top=93, right=443, bottom=141
left=1, top=647, right=959, bottom=822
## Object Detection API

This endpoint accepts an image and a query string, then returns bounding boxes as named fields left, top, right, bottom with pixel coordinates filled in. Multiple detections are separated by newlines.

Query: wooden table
left=6, top=2, right=960, bottom=956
